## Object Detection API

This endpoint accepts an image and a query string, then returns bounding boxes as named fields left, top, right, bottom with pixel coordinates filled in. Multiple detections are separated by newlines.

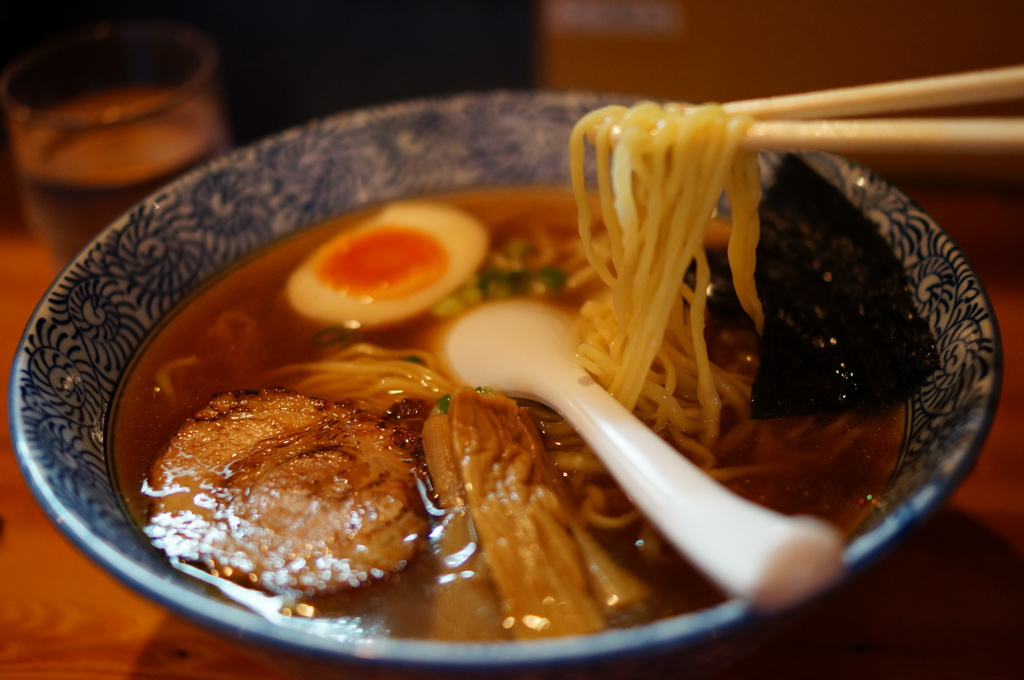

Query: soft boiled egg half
left=286, top=201, right=489, bottom=328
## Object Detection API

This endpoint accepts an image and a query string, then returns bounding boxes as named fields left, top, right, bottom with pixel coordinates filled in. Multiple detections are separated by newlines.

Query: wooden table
left=2, top=157, right=1023, bottom=678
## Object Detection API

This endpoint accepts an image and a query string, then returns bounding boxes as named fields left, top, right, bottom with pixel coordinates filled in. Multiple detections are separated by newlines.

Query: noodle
left=580, top=486, right=642, bottom=531
left=570, top=102, right=762, bottom=453
left=152, top=355, right=199, bottom=402
left=275, top=342, right=455, bottom=411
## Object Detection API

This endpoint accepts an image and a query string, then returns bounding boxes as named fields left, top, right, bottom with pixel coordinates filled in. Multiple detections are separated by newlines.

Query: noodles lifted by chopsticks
left=570, top=102, right=763, bottom=453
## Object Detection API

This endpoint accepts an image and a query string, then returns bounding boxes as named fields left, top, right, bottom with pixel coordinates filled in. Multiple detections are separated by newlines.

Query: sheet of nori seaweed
left=747, top=154, right=939, bottom=419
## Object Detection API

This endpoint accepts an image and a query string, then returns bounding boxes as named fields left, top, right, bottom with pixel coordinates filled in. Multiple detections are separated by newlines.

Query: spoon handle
left=555, top=374, right=845, bottom=611
left=444, top=299, right=845, bottom=611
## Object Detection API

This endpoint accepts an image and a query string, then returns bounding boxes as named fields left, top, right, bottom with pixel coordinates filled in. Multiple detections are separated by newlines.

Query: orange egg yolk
left=314, top=226, right=448, bottom=300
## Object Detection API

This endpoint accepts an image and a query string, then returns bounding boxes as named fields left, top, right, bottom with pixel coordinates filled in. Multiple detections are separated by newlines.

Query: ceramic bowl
left=9, top=91, right=1001, bottom=679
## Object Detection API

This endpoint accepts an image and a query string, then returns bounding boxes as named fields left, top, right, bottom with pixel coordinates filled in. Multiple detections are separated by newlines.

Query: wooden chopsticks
left=741, top=118, right=1024, bottom=154
left=722, top=65, right=1024, bottom=154
left=723, top=65, right=1024, bottom=120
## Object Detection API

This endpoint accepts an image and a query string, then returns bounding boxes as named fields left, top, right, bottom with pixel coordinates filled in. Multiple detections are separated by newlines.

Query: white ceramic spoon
left=443, top=299, right=846, bottom=612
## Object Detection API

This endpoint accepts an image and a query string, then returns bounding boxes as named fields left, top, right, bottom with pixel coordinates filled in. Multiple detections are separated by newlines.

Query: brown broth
left=113, top=189, right=593, bottom=511
left=111, top=188, right=902, bottom=639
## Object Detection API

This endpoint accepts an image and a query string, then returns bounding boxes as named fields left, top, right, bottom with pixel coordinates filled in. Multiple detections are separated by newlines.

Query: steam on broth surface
left=112, top=188, right=904, bottom=641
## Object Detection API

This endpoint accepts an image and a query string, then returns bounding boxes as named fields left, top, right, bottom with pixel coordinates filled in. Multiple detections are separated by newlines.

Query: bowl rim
left=7, top=89, right=1003, bottom=671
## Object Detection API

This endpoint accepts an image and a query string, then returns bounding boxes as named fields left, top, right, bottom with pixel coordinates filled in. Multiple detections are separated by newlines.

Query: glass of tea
left=1, top=20, right=232, bottom=268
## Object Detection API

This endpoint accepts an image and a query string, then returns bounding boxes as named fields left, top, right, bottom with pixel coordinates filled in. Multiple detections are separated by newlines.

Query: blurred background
left=0, top=0, right=535, bottom=145
left=2, top=0, right=1024, bottom=184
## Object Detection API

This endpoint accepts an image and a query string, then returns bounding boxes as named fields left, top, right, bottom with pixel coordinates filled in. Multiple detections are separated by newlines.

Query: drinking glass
left=1, top=20, right=232, bottom=268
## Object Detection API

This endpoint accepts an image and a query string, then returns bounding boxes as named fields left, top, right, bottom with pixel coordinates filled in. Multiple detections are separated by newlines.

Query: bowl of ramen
left=9, top=91, right=1000, bottom=679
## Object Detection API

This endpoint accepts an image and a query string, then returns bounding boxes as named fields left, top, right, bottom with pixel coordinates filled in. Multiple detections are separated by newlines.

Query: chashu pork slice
left=144, top=387, right=427, bottom=597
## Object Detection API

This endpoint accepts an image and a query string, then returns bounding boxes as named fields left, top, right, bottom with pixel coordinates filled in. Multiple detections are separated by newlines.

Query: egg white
left=286, top=201, right=489, bottom=328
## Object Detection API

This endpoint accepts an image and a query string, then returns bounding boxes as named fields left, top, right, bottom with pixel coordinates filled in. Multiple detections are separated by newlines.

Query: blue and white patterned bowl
left=9, top=91, right=1001, bottom=679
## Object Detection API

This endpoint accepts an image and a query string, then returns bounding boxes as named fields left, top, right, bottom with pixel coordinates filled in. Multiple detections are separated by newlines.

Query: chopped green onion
left=502, top=238, right=533, bottom=263
left=434, top=388, right=494, bottom=415
left=535, top=266, right=567, bottom=292
left=431, top=294, right=465, bottom=317
left=431, top=260, right=570, bottom=320
left=459, top=280, right=483, bottom=305
left=312, top=326, right=356, bottom=347
left=480, top=268, right=514, bottom=299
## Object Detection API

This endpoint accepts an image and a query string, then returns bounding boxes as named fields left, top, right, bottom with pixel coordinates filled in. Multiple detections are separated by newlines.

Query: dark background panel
left=0, top=0, right=536, bottom=143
